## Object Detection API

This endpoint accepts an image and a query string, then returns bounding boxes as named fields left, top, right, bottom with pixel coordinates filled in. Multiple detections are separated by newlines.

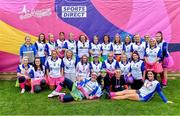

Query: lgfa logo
left=18, top=5, right=52, bottom=20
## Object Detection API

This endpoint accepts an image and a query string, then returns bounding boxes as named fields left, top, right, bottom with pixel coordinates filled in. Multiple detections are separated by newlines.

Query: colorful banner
left=0, top=0, right=180, bottom=72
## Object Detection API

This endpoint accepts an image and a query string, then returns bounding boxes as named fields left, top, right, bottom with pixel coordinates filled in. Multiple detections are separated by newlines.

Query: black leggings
left=131, top=79, right=144, bottom=90
left=60, top=78, right=74, bottom=102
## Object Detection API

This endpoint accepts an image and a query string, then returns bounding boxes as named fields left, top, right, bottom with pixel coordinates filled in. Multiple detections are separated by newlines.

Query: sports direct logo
left=61, top=6, right=87, bottom=18
left=19, top=5, right=52, bottom=20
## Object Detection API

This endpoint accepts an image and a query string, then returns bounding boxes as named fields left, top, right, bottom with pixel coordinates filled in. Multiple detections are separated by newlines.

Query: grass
left=0, top=78, right=180, bottom=115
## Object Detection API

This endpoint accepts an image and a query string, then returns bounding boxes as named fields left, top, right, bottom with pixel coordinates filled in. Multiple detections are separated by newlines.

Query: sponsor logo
left=19, top=5, right=52, bottom=20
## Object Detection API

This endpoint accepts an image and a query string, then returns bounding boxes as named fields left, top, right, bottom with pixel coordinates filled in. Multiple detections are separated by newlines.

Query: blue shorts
left=136, top=90, right=145, bottom=101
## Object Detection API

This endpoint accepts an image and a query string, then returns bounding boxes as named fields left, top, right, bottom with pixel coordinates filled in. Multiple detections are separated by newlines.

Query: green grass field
left=0, top=78, right=180, bottom=115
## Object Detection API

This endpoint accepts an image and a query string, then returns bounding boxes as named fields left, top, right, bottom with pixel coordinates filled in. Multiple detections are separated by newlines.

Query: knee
left=40, top=79, right=46, bottom=86
left=34, top=85, right=42, bottom=93
left=18, top=76, right=26, bottom=83
left=59, top=82, right=64, bottom=87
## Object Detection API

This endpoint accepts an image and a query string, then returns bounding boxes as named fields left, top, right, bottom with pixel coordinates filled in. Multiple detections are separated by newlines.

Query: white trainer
left=20, top=89, right=25, bottom=94
left=48, top=91, right=65, bottom=98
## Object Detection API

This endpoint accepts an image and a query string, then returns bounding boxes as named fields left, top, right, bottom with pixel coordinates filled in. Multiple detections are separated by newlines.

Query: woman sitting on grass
left=108, top=70, right=173, bottom=103
left=111, top=70, right=128, bottom=92
left=48, top=72, right=102, bottom=102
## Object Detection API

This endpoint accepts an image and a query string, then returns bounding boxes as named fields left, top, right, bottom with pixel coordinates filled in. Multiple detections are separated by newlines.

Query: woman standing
left=20, top=36, right=37, bottom=65
left=45, top=33, right=56, bottom=60
left=89, top=35, right=102, bottom=62
left=145, top=38, right=162, bottom=73
left=34, top=33, right=46, bottom=65
left=132, top=34, right=146, bottom=60
left=101, top=35, right=113, bottom=61
left=156, top=31, right=171, bottom=87
left=63, top=32, right=77, bottom=59
left=112, top=34, right=123, bottom=62
left=77, top=34, right=90, bottom=61
left=56, top=32, right=66, bottom=58
left=123, top=35, right=133, bottom=61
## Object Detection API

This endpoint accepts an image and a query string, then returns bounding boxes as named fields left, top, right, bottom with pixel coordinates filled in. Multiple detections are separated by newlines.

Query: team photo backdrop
left=0, top=0, right=180, bottom=72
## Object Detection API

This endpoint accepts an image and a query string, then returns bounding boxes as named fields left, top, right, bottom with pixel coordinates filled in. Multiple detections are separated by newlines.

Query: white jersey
left=35, top=41, right=46, bottom=57
left=46, top=58, right=63, bottom=78
left=17, top=64, right=34, bottom=78
left=84, top=78, right=101, bottom=97
left=139, top=79, right=158, bottom=97
left=119, top=61, right=131, bottom=76
left=157, top=40, right=165, bottom=51
left=145, top=46, right=161, bottom=63
left=90, top=43, right=101, bottom=57
left=76, top=78, right=102, bottom=97
left=132, top=42, right=146, bottom=59
left=63, top=58, right=76, bottom=74
left=157, top=40, right=169, bottom=58
left=63, top=40, right=77, bottom=55
left=45, top=42, right=56, bottom=56
left=77, top=40, right=90, bottom=57
left=56, top=39, right=65, bottom=52
left=90, top=61, right=102, bottom=73
left=101, top=42, right=113, bottom=55
left=32, top=66, right=45, bottom=79
left=76, top=62, right=90, bottom=79
left=130, top=60, right=145, bottom=80
left=102, top=59, right=119, bottom=71
left=113, top=43, right=123, bottom=55
left=123, top=43, right=133, bottom=59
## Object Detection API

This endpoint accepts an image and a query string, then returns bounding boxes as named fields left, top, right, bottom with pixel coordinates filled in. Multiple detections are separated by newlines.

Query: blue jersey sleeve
left=19, top=45, right=24, bottom=57
left=110, top=44, right=113, bottom=51
left=144, top=50, right=147, bottom=57
left=55, top=41, right=58, bottom=47
left=45, top=44, right=49, bottom=56
left=32, top=44, right=37, bottom=56
left=131, top=45, right=133, bottom=52
left=157, top=49, right=162, bottom=59
left=115, top=61, right=120, bottom=69
left=34, top=42, right=38, bottom=50
left=156, top=83, right=168, bottom=103
left=129, top=66, right=132, bottom=72
left=63, top=42, right=68, bottom=49
left=100, top=45, right=103, bottom=51
left=89, top=43, right=92, bottom=49
left=89, top=86, right=99, bottom=96
left=162, top=42, right=169, bottom=57
left=29, top=69, right=34, bottom=78
left=61, top=60, right=64, bottom=68
left=141, top=61, right=145, bottom=72
left=17, top=66, right=21, bottom=73
left=88, top=41, right=91, bottom=49
left=46, top=61, right=50, bottom=69
left=145, top=42, right=148, bottom=48
left=89, top=63, right=92, bottom=70
left=123, top=44, right=125, bottom=51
